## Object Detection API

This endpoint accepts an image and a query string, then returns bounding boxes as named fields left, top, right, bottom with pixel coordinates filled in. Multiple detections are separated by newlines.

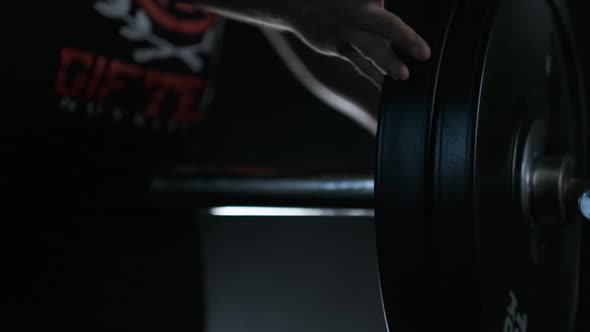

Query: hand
left=287, top=0, right=431, bottom=85
left=198, top=0, right=431, bottom=86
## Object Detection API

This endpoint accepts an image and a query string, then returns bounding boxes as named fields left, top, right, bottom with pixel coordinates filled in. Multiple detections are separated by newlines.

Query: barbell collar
left=529, top=156, right=590, bottom=225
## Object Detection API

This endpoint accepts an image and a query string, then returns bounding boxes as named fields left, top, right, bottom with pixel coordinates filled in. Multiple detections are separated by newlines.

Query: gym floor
left=199, top=214, right=387, bottom=332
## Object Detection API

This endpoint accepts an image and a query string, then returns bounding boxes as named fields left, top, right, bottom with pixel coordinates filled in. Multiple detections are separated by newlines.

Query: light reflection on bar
left=208, top=206, right=375, bottom=218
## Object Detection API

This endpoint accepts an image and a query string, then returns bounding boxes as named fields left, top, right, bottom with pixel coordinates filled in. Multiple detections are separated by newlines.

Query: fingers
left=352, top=4, right=431, bottom=61
left=339, top=46, right=383, bottom=88
left=289, top=3, right=429, bottom=81
left=349, top=30, right=409, bottom=80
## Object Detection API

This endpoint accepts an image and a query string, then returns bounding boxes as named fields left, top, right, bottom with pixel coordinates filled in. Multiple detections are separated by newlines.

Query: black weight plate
left=472, top=1, right=587, bottom=332
left=375, top=0, right=456, bottom=330
left=429, top=1, right=491, bottom=330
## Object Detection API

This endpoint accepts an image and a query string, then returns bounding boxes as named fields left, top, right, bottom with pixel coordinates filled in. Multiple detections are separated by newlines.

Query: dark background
left=186, top=22, right=376, bottom=172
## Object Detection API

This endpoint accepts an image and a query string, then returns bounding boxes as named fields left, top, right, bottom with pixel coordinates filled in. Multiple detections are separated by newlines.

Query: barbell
left=376, top=0, right=589, bottom=331
left=152, top=0, right=590, bottom=330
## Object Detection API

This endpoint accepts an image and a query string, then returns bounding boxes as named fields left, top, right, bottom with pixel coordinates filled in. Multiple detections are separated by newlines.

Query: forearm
left=193, top=0, right=295, bottom=31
